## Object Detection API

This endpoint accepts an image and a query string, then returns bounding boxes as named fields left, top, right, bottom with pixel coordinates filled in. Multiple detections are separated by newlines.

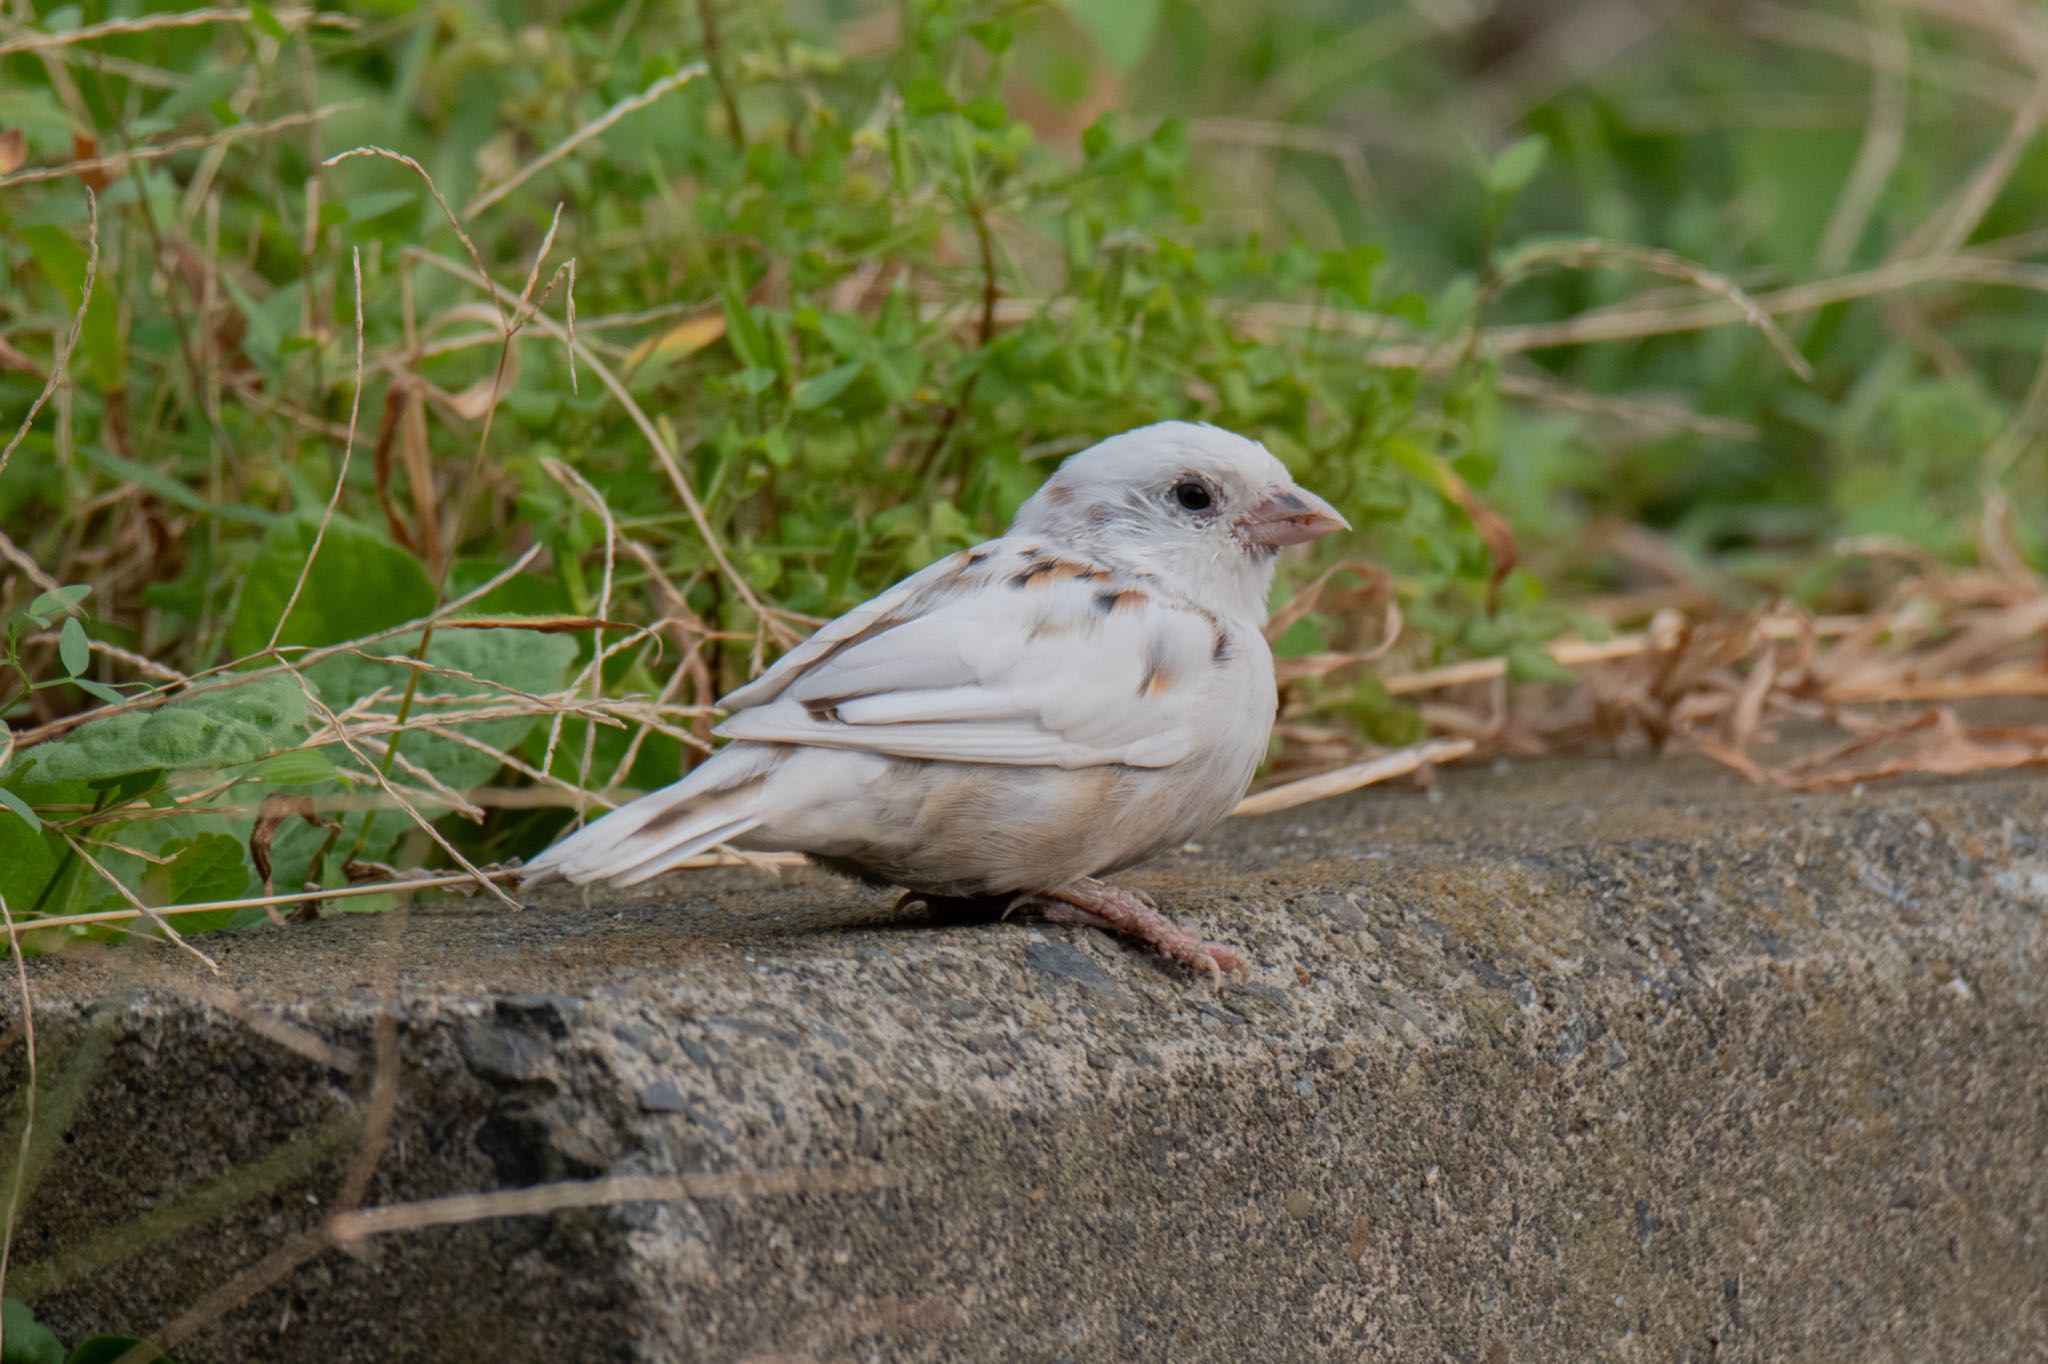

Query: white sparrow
left=523, top=421, right=1348, bottom=975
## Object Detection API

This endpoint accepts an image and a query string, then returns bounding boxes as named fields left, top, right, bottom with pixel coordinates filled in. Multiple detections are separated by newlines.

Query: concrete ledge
left=5, top=760, right=2046, bottom=1361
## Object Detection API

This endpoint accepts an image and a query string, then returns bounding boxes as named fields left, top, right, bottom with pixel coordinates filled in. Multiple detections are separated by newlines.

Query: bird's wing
left=714, top=544, right=1232, bottom=769
left=718, top=543, right=1001, bottom=711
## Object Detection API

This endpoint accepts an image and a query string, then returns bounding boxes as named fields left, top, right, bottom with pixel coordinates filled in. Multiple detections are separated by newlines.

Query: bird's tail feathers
left=523, top=746, right=776, bottom=887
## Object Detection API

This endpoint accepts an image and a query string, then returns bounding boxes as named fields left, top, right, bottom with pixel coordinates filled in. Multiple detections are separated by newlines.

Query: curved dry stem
left=0, top=189, right=96, bottom=483
left=407, top=248, right=802, bottom=651
left=464, top=63, right=707, bottom=220
left=268, top=247, right=365, bottom=651
left=0, top=7, right=355, bottom=57
left=0, top=106, right=350, bottom=189
left=319, top=146, right=503, bottom=329
left=1488, top=238, right=1816, bottom=381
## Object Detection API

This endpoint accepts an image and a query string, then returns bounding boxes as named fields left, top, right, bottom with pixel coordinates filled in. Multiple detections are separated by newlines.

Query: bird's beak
left=1237, top=484, right=1350, bottom=548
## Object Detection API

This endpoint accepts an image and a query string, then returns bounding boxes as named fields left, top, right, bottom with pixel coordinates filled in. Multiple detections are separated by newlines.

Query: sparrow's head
left=1010, top=421, right=1348, bottom=622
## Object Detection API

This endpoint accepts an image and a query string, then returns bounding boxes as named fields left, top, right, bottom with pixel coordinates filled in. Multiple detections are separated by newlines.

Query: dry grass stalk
left=268, top=247, right=365, bottom=651
left=63, top=836, right=219, bottom=972
left=279, top=670, right=520, bottom=909
left=180, top=981, right=359, bottom=1075
left=0, top=190, right=96, bottom=483
left=0, top=853, right=814, bottom=941
left=1450, top=529, right=2048, bottom=789
left=1232, top=738, right=1477, bottom=817
left=1486, top=238, right=1817, bottom=382
left=1816, top=0, right=1911, bottom=271
left=0, top=106, right=352, bottom=190
left=0, top=7, right=356, bottom=57
left=464, top=63, right=709, bottom=219
left=0, top=529, right=64, bottom=596
left=327, top=1165, right=897, bottom=1243
left=408, top=247, right=803, bottom=657
left=12, top=543, right=551, bottom=748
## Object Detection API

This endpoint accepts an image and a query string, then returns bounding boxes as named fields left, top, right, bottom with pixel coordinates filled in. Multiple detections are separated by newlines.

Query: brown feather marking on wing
left=639, top=774, right=767, bottom=835
left=802, top=691, right=885, bottom=724
left=1011, top=555, right=1107, bottom=589
left=795, top=608, right=916, bottom=680
left=1138, top=633, right=1176, bottom=697
left=1093, top=587, right=1148, bottom=614
left=1211, top=627, right=1233, bottom=665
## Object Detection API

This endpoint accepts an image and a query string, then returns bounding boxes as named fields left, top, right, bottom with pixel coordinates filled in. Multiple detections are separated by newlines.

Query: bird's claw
left=1026, top=881, right=1244, bottom=979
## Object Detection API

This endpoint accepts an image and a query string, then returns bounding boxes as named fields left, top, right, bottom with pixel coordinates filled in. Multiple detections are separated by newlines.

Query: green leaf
left=2, top=1298, right=64, bottom=1364
left=227, top=518, right=435, bottom=657
left=1063, top=0, right=1161, bottom=71
left=143, top=833, right=251, bottom=908
left=792, top=361, right=864, bottom=410
left=23, top=677, right=311, bottom=784
left=18, top=225, right=121, bottom=390
left=306, top=629, right=575, bottom=794
left=24, top=584, right=89, bottom=626
left=719, top=284, right=771, bottom=370
left=91, top=768, right=166, bottom=804
left=219, top=275, right=282, bottom=365
left=249, top=0, right=288, bottom=40
left=1484, top=134, right=1549, bottom=199
left=154, top=66, right=245, bottom=121
left=0, top=787, right=39, bottom=834
left=79, top=448, right=275, bottom=528
left=343, top=190, right=417, bottom=225
left=231, top=748, right=342, bottom=786
left=1507, top=641, right=1579, bottom=686
left=65, top=1339, right=173, bottom=1364
left=58, top=618, right=88, bottom=677
left=72, top=678, right=127, bottom=706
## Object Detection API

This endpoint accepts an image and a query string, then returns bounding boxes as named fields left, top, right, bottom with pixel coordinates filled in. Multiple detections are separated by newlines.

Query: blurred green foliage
left=3, top=0, right=2046, bottom=942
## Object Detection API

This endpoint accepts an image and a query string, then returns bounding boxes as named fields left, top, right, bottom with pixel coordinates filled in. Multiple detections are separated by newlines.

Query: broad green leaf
left=91, top=768, right=166, bottom=804
left=306, top=628, right=576, bottom=793
left=58, top=617, right=88, bottom=676
left=0, top=767, right=71, bottom=914
left=23, top=677, right=310, bottom=784
left=143, top=833, right=252, bottom=908
left=227, top=518, right=435, bottom=657
left=1, top=1297, right=64, bottom=1364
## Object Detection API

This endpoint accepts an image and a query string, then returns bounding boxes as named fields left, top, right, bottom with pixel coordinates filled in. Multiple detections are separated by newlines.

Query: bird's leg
left=1025, top=877, right=1243, bottom=978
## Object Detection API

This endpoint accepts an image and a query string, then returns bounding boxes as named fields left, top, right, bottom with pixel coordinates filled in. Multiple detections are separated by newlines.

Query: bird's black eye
left=1173, top=480, right=1212, bottom=512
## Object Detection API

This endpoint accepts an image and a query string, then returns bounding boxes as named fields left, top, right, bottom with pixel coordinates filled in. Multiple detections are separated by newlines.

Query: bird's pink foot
left=1027, top=878, right=1243, bottom=978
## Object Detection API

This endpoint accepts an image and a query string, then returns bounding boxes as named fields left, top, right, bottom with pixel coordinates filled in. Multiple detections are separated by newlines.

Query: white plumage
left=524, top=421, right=1348, bottom=974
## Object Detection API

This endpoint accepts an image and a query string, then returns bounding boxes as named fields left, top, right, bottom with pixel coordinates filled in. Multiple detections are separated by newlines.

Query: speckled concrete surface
left=4, top=758, right=2046, bottom=1362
